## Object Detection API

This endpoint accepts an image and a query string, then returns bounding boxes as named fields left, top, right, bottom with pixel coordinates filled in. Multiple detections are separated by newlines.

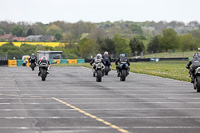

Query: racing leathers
left=186, top=55, right=200, bottom=83
left=115, top=56, right=130, bottom=76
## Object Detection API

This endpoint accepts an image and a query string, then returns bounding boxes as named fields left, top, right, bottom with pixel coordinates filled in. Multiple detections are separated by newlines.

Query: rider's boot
left=38, top=71, right=41, bottom=76
left=191, top=75, right=194, bottom=83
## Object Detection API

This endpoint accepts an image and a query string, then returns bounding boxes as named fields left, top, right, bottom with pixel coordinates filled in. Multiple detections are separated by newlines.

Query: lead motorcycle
left=118, top=62, right=129, bottom=81
left=92, top=61, right=105, bottom=82
left=39, top=62, right=49, bottom=81
left=193, top=67, right=200, bottom=92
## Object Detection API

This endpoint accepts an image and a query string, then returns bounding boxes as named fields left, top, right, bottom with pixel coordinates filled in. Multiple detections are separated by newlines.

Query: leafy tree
left=27, top=28, right=35, bottom=36
left=62, top=32, right=76, bottom=44
left=46, top=24, right=62, bottom=36
left=11, top=26, right=23, bottom=37
left=159, top=28, right=179, bottom=52
left=128, top=24, right=143, bottom=35
left=0, top=28, right=4, bottom=35
left=179, top=34, right=197, bottom=51
left=0, top=42, right=22, bottom=59
left=55, top=33, right=63, bottom=41
left=113, top=34, right=131, bottom=56
left=129, top=38, right=145, bottom=55
left=147, top=36, right=161, bottom=53
left=97, top=37, right=116, bottom=54
left=32, top=22, right=47, bottom=35
left=78, top=38, right=95, bottom=58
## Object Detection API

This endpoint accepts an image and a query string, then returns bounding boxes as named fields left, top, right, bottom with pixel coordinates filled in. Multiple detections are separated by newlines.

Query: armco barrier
left=159, top=58, right=188, bottom=61
left=0, top=60, right=8, bottom=66
left=8, top=60, right=17, bottom=67
left=60, top=59, right=68, bottom=64
left=68, top=59, right=77, bottom=64
left=85, top=59, right=92, bottom=63
left=86, top=58, right=189, bottom=63
left=17, top=60, right=23, bottom=66
left=77, top=59, right=85, bottom=63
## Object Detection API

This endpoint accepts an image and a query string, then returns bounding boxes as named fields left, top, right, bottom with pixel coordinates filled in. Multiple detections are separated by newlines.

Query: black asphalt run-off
left=0, top=66, right=200, bottom=133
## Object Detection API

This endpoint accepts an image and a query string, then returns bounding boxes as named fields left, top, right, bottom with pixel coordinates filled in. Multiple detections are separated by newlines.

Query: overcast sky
left=0, top=0, right=200, bottom=24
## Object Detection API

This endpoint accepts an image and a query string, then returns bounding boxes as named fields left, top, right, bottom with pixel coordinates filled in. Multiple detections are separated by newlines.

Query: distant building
left=26, top=35, right=55, bottom=42
left=13, top=37, right=26, bottom=41
left=37, top=51, right=62, bottom=59
left=0, top=33, right=13, bottom=41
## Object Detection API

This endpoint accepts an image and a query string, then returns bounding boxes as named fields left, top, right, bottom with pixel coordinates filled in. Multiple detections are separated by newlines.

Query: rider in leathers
left=186, top=53, right=200, bottom=83
left=29, top=53, right=37, bottom=64
left=90, top=54, right=105, bottom=77
left=38, top=56, right=51, bottom=76
left=115, top=54, right=130, bottom=77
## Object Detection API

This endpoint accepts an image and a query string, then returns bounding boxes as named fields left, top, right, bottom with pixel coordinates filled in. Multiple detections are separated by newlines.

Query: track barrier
left=2, top=58, right=189, bottom=67
left=68, top=59, right=77, bottom=64
left=8, top=60, right=17, bottom=67
left=4, top=59, right=84, bottom=67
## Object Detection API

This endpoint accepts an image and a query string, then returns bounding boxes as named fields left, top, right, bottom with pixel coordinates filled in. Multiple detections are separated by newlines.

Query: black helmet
left=193, top=53, right=199, bottom=58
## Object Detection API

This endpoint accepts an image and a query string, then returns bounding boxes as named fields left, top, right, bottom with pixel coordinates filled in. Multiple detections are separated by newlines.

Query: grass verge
left=53, top=61, right=190, bottom=82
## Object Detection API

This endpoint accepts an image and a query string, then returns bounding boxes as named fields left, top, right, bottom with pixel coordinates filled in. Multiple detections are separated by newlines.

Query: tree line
left=1, top=20, right=200, bottom=59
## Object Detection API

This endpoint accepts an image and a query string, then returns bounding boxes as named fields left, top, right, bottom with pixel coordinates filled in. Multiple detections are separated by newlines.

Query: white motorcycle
left=92, top=61, right=105, bottom=82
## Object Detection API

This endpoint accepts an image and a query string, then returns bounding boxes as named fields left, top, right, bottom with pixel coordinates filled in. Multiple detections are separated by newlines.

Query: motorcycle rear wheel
left=196, top=77, right=200, bottom=92
left=41, top=69, right=47, bottom=81
left=120, top=69, right=126, bottom=81
left=96, top=70, right=102, bottom=82
left=105, top=66, right=109, bottom=75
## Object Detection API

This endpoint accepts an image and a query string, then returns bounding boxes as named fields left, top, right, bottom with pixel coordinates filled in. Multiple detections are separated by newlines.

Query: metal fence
left=0, top=53, right=8, bottom=60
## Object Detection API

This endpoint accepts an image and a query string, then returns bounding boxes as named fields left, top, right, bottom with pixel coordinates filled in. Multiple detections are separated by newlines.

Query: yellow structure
left=8, top=60, right=17, bottom=67
left=68, top=59, right=77, bottom=64
left=53, top=59, right=60, bottom=64
left=0, top=42, right=78, bottom=48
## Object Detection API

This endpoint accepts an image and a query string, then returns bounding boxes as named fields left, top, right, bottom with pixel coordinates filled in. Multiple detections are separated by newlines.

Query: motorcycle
left=104, top=60, right=111, bottom=75
left=193, top=67, right=200, bottom=92
left=118, top=62, right=129, bottom=81
left=30, top=62, right=36, bottom=71
left=92, top=62, right=105, bottom=82
left=39, top=63, right=49, bottom=81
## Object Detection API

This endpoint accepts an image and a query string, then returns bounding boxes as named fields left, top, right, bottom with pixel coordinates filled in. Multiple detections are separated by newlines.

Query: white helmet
left=96, top=53, right=102, bottom=59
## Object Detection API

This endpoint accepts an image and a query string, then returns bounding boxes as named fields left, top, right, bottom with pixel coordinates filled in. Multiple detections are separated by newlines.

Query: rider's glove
left=186, top=66, right=190, bottom=69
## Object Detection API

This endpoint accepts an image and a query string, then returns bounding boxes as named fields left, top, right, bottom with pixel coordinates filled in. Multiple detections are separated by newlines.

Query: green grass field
left=53, top=61, right=191, bottom=82
left=142, top=51, right=195, bottom=58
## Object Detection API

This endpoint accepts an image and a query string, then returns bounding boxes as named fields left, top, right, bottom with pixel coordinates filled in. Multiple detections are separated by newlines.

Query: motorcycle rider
left=38, top=56, right=51, bottom=76
left=115, top=54, right=130, bottom=77
left=90, top=54, right=105, bottom=77
left=29, top=53, right=37, bottom=65
left=102, top=51, right=112, bottom=67
left=186, top=53, right=200, bottom=83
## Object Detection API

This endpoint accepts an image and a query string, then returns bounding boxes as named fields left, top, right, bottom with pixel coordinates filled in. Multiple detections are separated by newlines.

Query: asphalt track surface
left=0, top=66, right=200, bottom=133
